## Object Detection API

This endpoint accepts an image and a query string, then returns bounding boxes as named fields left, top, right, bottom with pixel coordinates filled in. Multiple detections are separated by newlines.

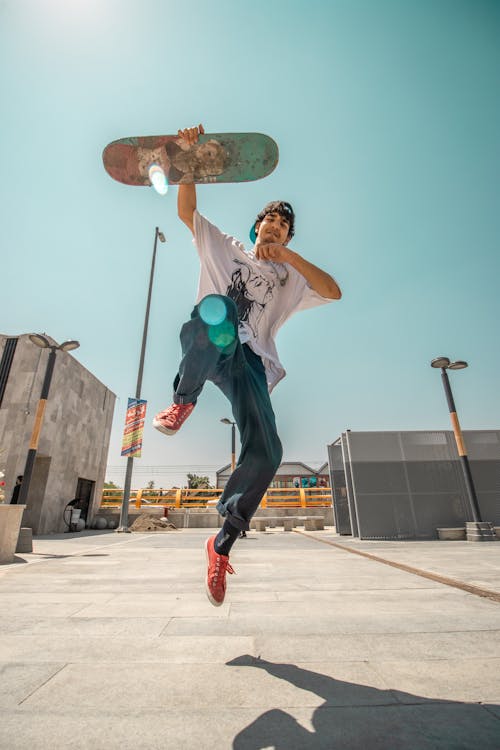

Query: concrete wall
left=97, top=505, right=334, bottom=528
left=0, top=334, right=116, bottom=534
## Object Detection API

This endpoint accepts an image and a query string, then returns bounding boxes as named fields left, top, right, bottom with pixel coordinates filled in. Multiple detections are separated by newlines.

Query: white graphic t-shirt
left=193, top=210, right=332, bottom=391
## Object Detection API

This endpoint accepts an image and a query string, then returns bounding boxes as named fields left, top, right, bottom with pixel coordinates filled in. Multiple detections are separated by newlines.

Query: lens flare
left=148, top=164, right=168, bottom=195
left=199, top=296, right=227, bottom=326
left=208, top=320, right=236, bottom=350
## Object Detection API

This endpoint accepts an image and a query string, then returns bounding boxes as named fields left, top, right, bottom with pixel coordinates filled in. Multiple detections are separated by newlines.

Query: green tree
left=104, top=480, right=120, bottom=489
left=144, top=479, right=156, bottom=498
left=187, top=473, right=213, bottom=489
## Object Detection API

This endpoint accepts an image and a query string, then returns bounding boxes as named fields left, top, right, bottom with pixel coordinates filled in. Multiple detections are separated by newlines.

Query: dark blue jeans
left=173, top=295, right=283, bottom=531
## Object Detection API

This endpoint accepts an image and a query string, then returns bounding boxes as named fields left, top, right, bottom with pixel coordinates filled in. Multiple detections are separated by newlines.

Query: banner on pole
left=121, top=398, right=147, bottom=458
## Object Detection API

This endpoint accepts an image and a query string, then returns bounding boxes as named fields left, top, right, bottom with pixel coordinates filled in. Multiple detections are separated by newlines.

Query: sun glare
left=148, top=164, right=168, bottom=196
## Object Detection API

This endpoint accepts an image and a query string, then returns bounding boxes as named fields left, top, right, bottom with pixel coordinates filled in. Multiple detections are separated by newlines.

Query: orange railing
left=260, top=486, right=332, bottom=509
left=101, top=486, right=332, bottom=510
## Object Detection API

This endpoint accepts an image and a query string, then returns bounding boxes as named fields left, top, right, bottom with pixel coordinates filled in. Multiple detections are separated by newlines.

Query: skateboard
left=102, top=132, right=279, bottom=188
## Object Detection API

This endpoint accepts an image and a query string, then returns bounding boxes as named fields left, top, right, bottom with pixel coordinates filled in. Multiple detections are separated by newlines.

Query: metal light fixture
left=29, top=334, right=81, bottom=353
left=117, top=226, right=166, bottom=532
left=431, top=356, right=450, bottom=369
left=29, top=333, right=51, bottom=349
left=18, top=335, right=80, bottom=507
left=60, top=340, right=80, bottom=352
left=430, top=355, right=481, bottom=523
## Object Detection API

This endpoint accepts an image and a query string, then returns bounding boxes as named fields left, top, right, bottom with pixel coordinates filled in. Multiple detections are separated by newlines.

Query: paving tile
left=254, top=629, right=500, bottom=663
left=0, top=615, right=169, bottom=638
left=166, top=609, right=500, bottom=636
left=0, top=634, right=255, bottom=664
left=165, top=614, right=362, bottom=636
left=228, top=608, right=500, bottom=636
left=372, top=657, right=500, bottom=703
left=19, top=660, right=393, bottom=710
left=76, top=599, right=230, bottom=618
left=0, top=592, right=114, bottom=603
left=1, top=602, right=93, bottom=617
left=0, top=663, right=65, bottom=707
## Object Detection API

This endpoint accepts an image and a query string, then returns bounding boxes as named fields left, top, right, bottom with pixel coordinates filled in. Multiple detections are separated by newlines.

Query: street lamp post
left=220, top=418, right=236, bottom=472
left=18, top=335, right=80, bottom=506
left=430, top=356, right=482, bottom=523
left=117, top=226, right=166, bottom=532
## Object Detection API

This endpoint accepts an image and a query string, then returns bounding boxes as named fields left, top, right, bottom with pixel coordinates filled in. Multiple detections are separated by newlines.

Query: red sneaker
left=152, top=402, right=195, bottom=435
left=205, top=535, right=235, bottom=606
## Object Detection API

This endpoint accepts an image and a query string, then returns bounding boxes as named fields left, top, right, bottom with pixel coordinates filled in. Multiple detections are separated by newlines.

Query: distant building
left=216, top=460, right=330, bottom=490
left=0, top=334, right=116, bottom=534
left=328, top=430, right=500, bottom=540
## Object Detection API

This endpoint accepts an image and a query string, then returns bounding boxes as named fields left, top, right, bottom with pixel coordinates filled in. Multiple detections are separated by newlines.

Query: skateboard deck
left=102, top=132, right=279, bottom=187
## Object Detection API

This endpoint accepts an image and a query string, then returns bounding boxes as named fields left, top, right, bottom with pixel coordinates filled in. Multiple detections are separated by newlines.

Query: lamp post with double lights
left=117, top=226, right=166, bottom=532
left=430, top=356, right=482, bottom=523
left=18, top=335, right=80, bottom=506
left=220, top=417, right=236, bottom=473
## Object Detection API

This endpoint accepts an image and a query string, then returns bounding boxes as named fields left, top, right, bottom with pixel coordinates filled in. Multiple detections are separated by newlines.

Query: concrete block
left=466, top=521, right=497, bottom=542
left=0, top=504, right=26, bottom=563
left=254, top=519, right=267, bottom=532
left=183, top=510, right=220, bottom=529
left=283, top=518, right=295, bottom=532
left=16, top=526, right=33, bottom=553
left=304, top=518, right=316, bottom=531
left=437, top=527, right=466, bottom=541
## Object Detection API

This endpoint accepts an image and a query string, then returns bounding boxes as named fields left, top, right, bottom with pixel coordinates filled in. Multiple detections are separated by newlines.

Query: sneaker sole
left=205, top=537, right=224, bottom=607
left=152, top=418, right=178, bottom=436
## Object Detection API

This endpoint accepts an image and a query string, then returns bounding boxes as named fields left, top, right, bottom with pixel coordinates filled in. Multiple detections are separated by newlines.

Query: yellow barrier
left=101, top=486, right=331, bottom=510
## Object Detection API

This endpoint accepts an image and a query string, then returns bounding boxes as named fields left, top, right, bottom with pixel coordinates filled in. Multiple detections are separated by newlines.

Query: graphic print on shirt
left=226, top=259, right=286, bottom=339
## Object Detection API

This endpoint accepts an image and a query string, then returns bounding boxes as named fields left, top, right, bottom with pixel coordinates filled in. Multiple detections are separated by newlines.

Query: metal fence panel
left=333, top=430, right=500, bottom=539
left=341, top=433, right=359, bottom=537
left=327, top=441, right=351, bottom=535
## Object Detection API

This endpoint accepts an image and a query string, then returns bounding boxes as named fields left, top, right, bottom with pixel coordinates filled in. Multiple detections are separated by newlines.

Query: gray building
left=328, top=430, right=500, bottom=540
left=216, top=461, right=330, bottom=489
left=0, top=334, right=116, bottom=534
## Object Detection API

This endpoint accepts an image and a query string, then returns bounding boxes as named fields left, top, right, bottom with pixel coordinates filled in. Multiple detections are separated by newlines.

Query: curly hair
left=254, top=201, right=295, bottom=239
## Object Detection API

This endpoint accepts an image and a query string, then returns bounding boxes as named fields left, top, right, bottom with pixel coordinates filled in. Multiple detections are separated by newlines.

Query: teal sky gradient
left=2, top=0, right=499, bottom=487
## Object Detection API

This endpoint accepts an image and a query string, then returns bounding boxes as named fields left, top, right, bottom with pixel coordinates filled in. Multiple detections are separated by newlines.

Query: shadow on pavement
left=7, top=556, right=29, bottom=565
left=19, top=553, right=73, bottom=560
left=227, top=655, right=500, bottom=750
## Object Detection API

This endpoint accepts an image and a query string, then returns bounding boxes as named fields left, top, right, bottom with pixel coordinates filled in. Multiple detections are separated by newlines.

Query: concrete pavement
left=0, top=527, right=499, bottom=749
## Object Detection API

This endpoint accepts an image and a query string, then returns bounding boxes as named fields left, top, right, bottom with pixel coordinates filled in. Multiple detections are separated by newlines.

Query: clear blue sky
left=2, top=0, right=499, bottom=488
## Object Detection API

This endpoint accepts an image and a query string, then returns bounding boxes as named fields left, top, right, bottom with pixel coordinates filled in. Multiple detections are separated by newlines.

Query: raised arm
left=177, top=183, right=197, bottom=234
left=176, top=124, right=204, bottom=234
left=256, top=242, right=342, bottom=299
left=285, top=249, right=341, bottom=299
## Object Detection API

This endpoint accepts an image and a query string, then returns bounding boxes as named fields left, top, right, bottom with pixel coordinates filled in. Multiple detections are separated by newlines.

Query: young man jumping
left=153, top=124, right=341, bottom=606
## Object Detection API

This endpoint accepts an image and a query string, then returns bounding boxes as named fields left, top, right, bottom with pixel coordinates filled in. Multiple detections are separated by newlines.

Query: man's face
left=255, top=211, right=290, bottom=246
